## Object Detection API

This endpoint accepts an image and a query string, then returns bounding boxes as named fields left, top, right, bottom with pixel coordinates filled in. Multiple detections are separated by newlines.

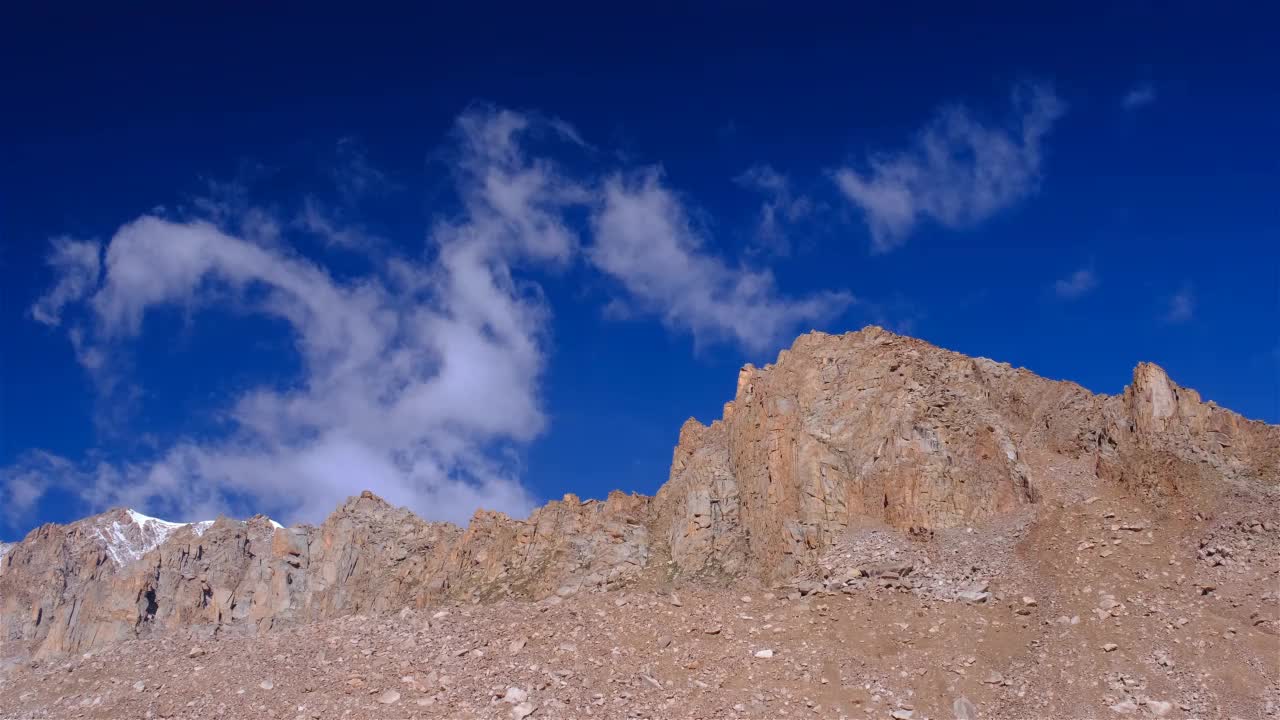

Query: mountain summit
left=2, top=329, right=1276, bottom=715
left=4, top=328, right=1274, bottom=658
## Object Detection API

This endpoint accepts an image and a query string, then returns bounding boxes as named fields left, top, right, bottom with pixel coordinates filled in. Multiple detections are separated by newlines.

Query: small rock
left=669, top=595, right=683, bottom=607
left=260, top=680, right=274, bottom=690
left=982, top=671, right=1004, bottom=684
left=656, top=635, right=673, bottom=649
left=1102, top=643, right=1118, bottom=652
left=502, top=687, right=528, bottom=704
left=377, top=689, right=400, bottom=705
left=1145, top=700, right=1173, bottom=717
left=891, top=710, right=914, bottom=720
left=133, top=681, right=146, bottom=692
left=1110, top=699, right=1138, bottom=714
left=754, top=649, right=774, bottom=658
left=1021, top=596, right=1037, bottom=607
left=953, top=697, right=978, bottom=720
left=508, top=637, right=527, bottom=655
left=704, top=626, right=722, bottom=635
left=511, top=701, right=537, bottom=719
left=187, top=646, right=205, bottom=658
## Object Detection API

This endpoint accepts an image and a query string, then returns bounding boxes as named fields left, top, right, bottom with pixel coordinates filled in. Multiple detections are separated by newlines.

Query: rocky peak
left=2, top=327, right=1275, bottom=658
left=1127, top=362, right=1183, bottom=433
left=92, top=508, right=193, bottom=566
left=328, top=490, right=402, bottom=521
left=1097, top=359, right=1279, bottom=496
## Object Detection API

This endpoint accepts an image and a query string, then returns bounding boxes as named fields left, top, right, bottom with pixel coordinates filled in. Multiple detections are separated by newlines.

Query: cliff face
left=1096, top=362, right=1280, bottom=500
left=3, top=327, right=1276, bottom=658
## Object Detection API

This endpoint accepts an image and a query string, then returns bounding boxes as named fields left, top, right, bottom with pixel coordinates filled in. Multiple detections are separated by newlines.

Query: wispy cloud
left=12, top=105, right=861, bottom=531
left=12, top=108, right=589, bottom=527
left=1053, top=267, right=1098, bottom=300
left=833, top=82, right=1064, bottom=252
left=735, top=164, right=815, bottom=256
left=30, top=237, right=102, bottom=327
left=1164, top=285, right=1195, bottom=323
left=1122, top=84, right=1157, bottom=110
left=589, top=169, right=852, bottom=353
left=296, top=196, right=385, bottom=251
left=332, top=137, right=394, bottom=202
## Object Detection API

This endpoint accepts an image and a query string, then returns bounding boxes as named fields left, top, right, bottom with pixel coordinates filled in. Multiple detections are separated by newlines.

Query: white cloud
left=1054, top=267, right=1098, bottom=300
left=834, top=83, right=1064, bottom=252
left=332, top=137, right=393, bottom=202
left=14, top=108, right=587, bottom=527
left=1164, top=286, right=1195, bottom=324
left=736, top=164, right=815, bottom=255
left=31, top=237, right=102, bottom=326
left=0, top=453, right=63, bottom=529
left=296, top=196, right=384, bottom=251
left=1122, top=84, right=1156, bottom=110
left=589, top=169, right=852, bottom=353
left=12, top=105, right=863, bottom=530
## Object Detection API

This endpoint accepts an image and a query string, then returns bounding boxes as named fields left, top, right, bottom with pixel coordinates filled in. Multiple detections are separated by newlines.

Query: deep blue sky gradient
left=2, top=3, right=1277, bottom=536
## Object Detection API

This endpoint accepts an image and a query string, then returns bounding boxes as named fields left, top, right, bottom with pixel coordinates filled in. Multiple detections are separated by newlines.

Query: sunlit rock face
left=3, top=327, right=1275, bottom=657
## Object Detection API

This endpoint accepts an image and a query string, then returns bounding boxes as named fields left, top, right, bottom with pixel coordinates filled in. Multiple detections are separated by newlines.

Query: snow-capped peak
left=94, top=509, right=190, bottom=566
left=92, top=509, right=286, bottom=566
left=126, top=509, right=186, bottom=532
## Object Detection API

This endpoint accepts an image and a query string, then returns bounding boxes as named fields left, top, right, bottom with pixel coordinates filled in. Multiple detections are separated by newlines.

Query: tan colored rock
left=2, top=326, right=1276, bottom=658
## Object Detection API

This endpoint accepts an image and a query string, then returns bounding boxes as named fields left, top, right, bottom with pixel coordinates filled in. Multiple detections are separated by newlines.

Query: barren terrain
left=2, top=328, right=1276, bottom=719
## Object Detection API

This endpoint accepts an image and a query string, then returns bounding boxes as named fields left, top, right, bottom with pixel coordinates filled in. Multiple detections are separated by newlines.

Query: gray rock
left=1110, top=700, right=1138, bottom=714
left=502, top=687, right=528, bottom=704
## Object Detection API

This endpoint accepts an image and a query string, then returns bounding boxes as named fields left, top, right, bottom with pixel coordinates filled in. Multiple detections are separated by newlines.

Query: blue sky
left=2, top=4, right=1277, bottom=538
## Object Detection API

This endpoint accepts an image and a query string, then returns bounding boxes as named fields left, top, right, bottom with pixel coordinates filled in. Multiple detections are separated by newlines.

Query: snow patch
left=95, top=509, right=199, bottom=566
left=90, top=510, right=285, bottom=566
left=126, top=509, right=186, bottom=530
left=0, top=542, right=13, bottom=561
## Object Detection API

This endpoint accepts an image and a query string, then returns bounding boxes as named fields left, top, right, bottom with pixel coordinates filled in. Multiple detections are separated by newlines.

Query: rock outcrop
left=2, top=327, right=1275, bottom=658
left=1096, top=361, right=1279, bottom=500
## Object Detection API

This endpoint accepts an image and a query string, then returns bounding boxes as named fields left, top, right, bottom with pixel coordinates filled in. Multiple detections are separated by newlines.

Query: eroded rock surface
left=2, top=327, right=1275, bottom=660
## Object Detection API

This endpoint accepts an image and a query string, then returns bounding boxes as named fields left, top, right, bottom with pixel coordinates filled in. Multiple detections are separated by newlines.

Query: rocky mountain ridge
left=2, top=326, right=1276, bottom=661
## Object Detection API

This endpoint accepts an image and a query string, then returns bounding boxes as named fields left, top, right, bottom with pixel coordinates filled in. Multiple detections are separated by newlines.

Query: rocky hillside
left=2, top=327, right=1276, bottom=666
